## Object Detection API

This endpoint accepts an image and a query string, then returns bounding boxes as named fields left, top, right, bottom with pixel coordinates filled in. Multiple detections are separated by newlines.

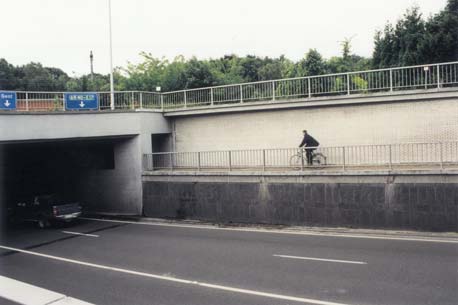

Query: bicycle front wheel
left=312, top=153, right=327, bottom=166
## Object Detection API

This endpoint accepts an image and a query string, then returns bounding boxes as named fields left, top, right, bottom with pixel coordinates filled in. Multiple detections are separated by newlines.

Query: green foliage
left=183, top=57, right=218, bottom=88
left=351, top=76, right=368, bottom=91
left=0, top=59, right=20, bottom=90
left=295, top=49, right=327, bottom=76
left=17, top=62, right=69, bottom=91
left=373, top=0, right=458, bottom=67
left=421, top=0, right=458, bottom=63
left=66, top=73, right=110, bottom=91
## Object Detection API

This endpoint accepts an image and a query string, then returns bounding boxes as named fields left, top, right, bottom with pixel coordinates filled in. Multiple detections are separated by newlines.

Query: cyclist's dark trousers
left=306, top=148, right=316, bottom=165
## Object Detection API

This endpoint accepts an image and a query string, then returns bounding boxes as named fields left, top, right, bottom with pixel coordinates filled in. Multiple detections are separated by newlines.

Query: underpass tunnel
left=5, top=140, right=114, bottom=200
left=0, top=136, right=141, bottom=228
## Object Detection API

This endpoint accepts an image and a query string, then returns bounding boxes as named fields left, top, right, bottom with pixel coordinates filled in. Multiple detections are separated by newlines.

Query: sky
left=1, top=0, right=448, bottom=76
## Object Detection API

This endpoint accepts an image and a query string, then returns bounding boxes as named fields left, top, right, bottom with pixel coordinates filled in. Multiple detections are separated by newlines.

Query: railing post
left=389, top=69, right=393, bottom=92
left=210, top=88, right=214, bottom=106
left=25, top=92, right=29, bottom=111
left=308, top=78, right=311, bottom=98
left=160, top=94, right=164, bottom=111
left=388, top=145, right=392, bottom=170
left=228, top=151, right=232, bottom=171
left=131, top=91, right=134, bottom=109
left=139, top=92, right=143, bottom=109
left=62, top=93, right=65, bottom=111
left=342, top=146, right=346, bottom=171
left=240, top=85, right=243, bottom=103
left=424, top=67, right=429, bottom=90
left=262, top=149, right=266, bottom=171
left=346, top=74, right=351, bottom=95
left=184, top=91, right=187, bottom=108
left=169, top=153, right=173, bottom=171
left=197, top=152, right=201, bottom=171
left=437, top=65, right=441, bottom=89
left=300, top=148, right=304, bottom=171
left=151, top=154, right=154, bottom=171
left=439, top=143, right=443, bottom=170
left=272, top=82, right=275, bottom=101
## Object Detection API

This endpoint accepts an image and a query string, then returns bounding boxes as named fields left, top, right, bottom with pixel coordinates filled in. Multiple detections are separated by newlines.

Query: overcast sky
left=1, top=0, right=447, bottom=75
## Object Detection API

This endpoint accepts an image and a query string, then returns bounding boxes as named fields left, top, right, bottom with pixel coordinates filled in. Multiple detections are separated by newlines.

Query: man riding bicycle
left=298, top=130, right=320, bottom=165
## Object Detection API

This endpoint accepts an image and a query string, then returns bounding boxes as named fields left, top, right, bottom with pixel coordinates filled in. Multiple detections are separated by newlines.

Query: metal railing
left=3, top=61, right=458, bottom=112
left=142, top=142, right=458, bottom=172
left=161, top=61, right=458, bottom=109
left=12, top=91, right=162, bottom=112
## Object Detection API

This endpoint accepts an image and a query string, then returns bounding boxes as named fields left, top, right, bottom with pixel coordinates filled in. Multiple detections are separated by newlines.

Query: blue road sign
left=64, top=93, right=99, bottom=110
left=0, top=91, right=17, bottom=110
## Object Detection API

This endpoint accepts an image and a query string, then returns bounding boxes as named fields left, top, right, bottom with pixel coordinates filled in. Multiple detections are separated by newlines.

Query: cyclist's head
left=302, top=129, right=308, bottom=134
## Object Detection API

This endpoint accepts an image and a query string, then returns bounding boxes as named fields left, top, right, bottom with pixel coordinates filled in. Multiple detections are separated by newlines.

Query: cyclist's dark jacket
left=299, top=134, right=319, bottom=147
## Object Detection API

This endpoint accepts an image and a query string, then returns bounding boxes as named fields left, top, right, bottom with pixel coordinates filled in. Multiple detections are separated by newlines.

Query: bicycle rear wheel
left=289, top=154, right=303, bottom=169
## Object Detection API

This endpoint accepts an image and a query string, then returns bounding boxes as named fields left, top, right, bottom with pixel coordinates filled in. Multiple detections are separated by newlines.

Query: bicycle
left=289, top=148, right=327, bottom=168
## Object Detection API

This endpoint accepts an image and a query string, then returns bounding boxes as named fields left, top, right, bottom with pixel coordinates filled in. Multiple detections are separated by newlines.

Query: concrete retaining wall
left=142, top=172, right=458, bottom=232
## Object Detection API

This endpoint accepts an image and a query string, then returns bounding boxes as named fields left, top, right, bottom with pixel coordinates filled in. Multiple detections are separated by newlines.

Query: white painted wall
left=172, top=99, right=458, bottom=151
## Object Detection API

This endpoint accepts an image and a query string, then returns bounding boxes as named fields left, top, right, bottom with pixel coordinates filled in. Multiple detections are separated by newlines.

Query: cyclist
left=298, top=130, right=320, bottom=165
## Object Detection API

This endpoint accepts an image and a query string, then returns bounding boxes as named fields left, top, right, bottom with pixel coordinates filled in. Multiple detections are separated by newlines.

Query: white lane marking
left=80, top=217, right=458, bottom=244
left=0, top=245, right=352, bottom=305
left=273, top=254, right=367, bottom=265
left=62, top=231, right=99, bottom=238
left=0, top=275, right=94, bottom=305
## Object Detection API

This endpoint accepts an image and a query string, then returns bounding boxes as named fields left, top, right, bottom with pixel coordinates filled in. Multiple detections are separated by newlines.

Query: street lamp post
left=108, top=0, right=115, bottom=110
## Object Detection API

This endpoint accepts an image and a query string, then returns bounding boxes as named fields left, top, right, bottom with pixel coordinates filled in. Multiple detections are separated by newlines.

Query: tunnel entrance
left=3, top=139, right=115, bottom=201
left=0, top=137, right=131, bottom=226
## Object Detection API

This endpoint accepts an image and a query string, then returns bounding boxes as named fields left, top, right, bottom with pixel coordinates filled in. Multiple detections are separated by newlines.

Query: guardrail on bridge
left=161, top=61, right=458, bottom=109
left=1, top=61, right=457, bottom=113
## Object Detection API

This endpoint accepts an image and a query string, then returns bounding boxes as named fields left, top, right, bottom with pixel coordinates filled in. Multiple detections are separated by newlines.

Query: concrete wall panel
left=79, top=136, right=143, bottom=215
left=172, top=99, right=458, bottom=152
left=0, top=111, right=170, bottom=143
left=143, top=174, right=458, bottom=231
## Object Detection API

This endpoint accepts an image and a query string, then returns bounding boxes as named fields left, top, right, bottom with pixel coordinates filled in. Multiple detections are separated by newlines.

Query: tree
left=120, top=52, right=166, bottom=91
left=421, top=0, right=458, bottom=63
left=183, top=58, right=218, bottom=89
left=372, top=7, right=426, bottom=67
left=161, top=56, right=188, bottom=91
left=19, top=62, right=59, bottom=91
left=372, top=1, right=458, bottom=67
left=239, top=55, right=264, bottom=82
left=295, top=49, right=327, bottom=77
left=208, top=55, right=244, bottom=85
left=257, top=57, right=284, bottom=81
left=0, top=59, right=20, bottom=90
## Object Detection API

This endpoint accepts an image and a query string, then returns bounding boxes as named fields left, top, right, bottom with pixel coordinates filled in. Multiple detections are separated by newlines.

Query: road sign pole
left=108, top=0, right=115, bottom=110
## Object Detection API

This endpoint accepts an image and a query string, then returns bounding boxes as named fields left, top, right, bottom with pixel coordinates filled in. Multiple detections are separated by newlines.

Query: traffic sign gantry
left=64, top=93, right=99, bottom=110
left=0, top=91, right=17, bottom=110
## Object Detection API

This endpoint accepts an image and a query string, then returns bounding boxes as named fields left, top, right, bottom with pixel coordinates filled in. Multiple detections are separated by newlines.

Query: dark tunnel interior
left=0, top=139, right=116, bottom=218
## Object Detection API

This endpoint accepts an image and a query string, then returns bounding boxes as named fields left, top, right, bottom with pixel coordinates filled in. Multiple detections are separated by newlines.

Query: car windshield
left=36, top=194, right=62, bottom=205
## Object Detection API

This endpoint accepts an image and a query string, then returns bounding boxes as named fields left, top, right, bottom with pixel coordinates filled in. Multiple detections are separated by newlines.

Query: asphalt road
left=0, top=218, right=457, bottom=305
